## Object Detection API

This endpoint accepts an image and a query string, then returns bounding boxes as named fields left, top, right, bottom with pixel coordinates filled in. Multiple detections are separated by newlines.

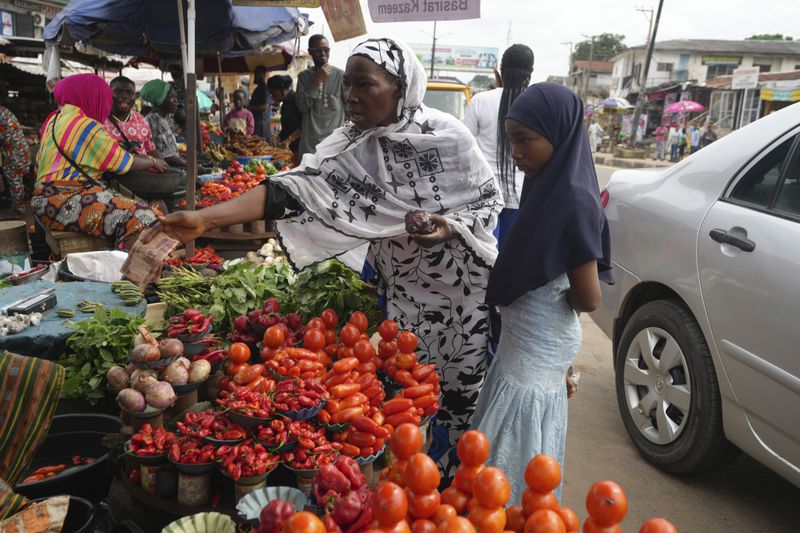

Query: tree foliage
left=745, top=34, right=793, bottom=41
left=573, top=33, right=627, bottom=62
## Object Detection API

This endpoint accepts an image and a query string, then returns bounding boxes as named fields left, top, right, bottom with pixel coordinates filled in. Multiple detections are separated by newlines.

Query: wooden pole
left=217, top=53, right=225, bottom=132
left=185, top=0, right=197, bottom=256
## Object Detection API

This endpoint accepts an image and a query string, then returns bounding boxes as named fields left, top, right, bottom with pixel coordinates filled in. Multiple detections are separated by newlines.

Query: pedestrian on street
left=702, top=122, right=718, bottom=148
left=667, top=123, right=680, bottom=162
left=295, top=34, right=346, bottom=158
left=587, top=120, right=604, bottom=153
left=0, top=105, right=32, bottom=213
left=471, top=82, right=612, bottom=503
left=248, top=65, right=271, bottom=140
left=464, top=43, right=534, bottom=250
left=678, top=126, right=687, bottom=159
left=653, top=122, right=667, bottom=161
left=690, top=122, right=701, bottom=154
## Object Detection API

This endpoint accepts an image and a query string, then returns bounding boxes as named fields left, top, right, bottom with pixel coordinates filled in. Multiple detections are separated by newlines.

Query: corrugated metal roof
left=624, top=39, right=800, bottom=56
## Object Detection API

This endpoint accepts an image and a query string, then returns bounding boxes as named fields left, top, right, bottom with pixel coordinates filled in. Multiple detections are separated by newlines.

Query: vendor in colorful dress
left=141, top=80, right=186, bottom=167
left=31, top=74, right=167, bottom=250
left=103, top=76, right=163, bottom=159
left=145, top=37, right=502, bottom=479
left=0, top=105, right=32, bottom=213
left=222, top=89, right=255, bottom=135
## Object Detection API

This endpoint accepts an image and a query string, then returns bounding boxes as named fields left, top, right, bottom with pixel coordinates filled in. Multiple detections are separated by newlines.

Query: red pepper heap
left=216, top=388, right=273, bottom=419
left=169, top=436, right=216, bottom=464
left=129, top=424, right=176, bottom=456
left=215, top=439, right=278, bottom=481
left=167, top=309, right=212, bottom=338
left=311, top=456, right=373, bottom=533
left=272, top=378, right=327, bottom=412
left=176, top=409, right=247, bottom=441
left=257, top=499, right=296, bottom=533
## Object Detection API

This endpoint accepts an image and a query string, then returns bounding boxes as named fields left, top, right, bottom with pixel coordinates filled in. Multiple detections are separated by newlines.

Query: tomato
left=228, top=342, right=251, bottom=364
left=556, top=509, right=579, bottom=532
left=325, top=329, right=338, bottom=345
left=433, top=504, right=458, bottom=526
left=340, top=324, right=361, bottom=347
left=637, top=518, right=677, bottom=533
left=584, top=481, right=627, bottom=527
left=467, top=504, right=507, bottom=533
left=413, top=519, right=439, bottom=533
left=263, top=325, right=286, bottom=349
left=385, top=521, right=413, bottom=533
left=227, top=362, right=249, bottom=377
left=303, top=328, right=326, bottom=351
left=506, top=506, right=526, bottom=533
left=396, top=352, right=418, bottom=370
left=283, top=511, right=326, bottom=533
left=379, top=339, right=399, bottom=359
left=379, top=319, right=400, bottom=341
left=440, top=487, right=470, bottom=515
left=321, top=309, right=339, bottom=330
left=307, top=318, right=327, bottom=332
left=349, top=311, right=369, bottom=332
left=473, top=467, right=511, bottom=509
left=234, top=363, right=264, bottom=385
left=456, top=430, right=490, bottom=467
left=405, top=453, right=441, bottom=494
left=581, top=518, right=621, bottom=533
left=521, top=489, right=559, bottom=517
left=408, top=490, right=441, bottom=519
left=397, top=331, right=419, bottom=352
left=373, top=481, right=409, bottom=527
left=523, top=510, right=566, bottom=533
left=389, top=423, right=424, bottom=460
left=438, top=517, right=477, bottom=533
left=352, top=339, right=376, bottom=363
left=525, top=455, right=562, bottom=494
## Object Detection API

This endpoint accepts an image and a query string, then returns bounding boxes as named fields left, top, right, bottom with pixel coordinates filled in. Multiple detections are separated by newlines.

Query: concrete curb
left=593, top=154, right=674, bottom=169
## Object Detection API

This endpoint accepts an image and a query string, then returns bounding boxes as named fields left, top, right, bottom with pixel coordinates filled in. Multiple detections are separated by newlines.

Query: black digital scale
left=1, top=289, right=57, bottom=315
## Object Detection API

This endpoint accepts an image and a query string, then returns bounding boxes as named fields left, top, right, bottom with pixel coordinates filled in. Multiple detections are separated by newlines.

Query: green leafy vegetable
left=59, top=307, right=144, bottom=404
left=156, top=267, right=214, bottom=316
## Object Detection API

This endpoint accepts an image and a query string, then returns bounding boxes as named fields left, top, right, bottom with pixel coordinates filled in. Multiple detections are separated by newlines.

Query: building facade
left=0, top=0, right=65, bottom=39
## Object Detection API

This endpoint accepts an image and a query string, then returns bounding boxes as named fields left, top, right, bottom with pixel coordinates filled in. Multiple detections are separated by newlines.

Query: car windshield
left=423, top=89, right=467, bottom=121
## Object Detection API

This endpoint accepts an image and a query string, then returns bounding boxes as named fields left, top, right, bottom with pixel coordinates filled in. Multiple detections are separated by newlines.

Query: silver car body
left=594, top=101, right=800, bottom=486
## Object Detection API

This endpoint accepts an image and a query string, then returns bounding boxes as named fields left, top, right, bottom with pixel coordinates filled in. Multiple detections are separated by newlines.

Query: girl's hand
left=410, top=214, right=454, bottom=248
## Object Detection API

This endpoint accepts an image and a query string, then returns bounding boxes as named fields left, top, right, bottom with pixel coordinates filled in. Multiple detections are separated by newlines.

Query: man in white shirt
left=667, top=124, right=680, bottom=162
left=463, top=44, right=534, bottom=250
left=587, top=121, right=604, bottom=152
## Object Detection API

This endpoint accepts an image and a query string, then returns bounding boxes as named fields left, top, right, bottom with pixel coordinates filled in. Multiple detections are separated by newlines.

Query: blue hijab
left=485, top=82, right=613, bottom=306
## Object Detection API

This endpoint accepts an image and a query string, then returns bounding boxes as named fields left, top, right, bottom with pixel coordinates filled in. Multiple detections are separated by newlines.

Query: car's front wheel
left=615, top=299, right=739, bottom=473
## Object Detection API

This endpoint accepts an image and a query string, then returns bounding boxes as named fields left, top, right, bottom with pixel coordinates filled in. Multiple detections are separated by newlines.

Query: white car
left=593, top=101, right=800, bottom=487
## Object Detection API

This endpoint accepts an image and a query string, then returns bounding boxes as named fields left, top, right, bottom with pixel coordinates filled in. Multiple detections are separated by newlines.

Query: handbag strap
left=50, top=110, right=104, bottom=188
left=109, top=114, right=136, bottom=147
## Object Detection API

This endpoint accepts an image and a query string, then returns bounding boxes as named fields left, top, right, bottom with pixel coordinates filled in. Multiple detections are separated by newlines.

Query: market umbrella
left=664, top=100, right=705, bottom=114
left=599, top=97, right=634, bottom=110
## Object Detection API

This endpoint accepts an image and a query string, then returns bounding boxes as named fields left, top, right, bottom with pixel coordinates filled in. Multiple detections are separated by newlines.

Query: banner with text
left=410, top=43, right=498, bottom=73
left=368, top=0, right=480, bottom=22
left=320, top=0, right=367, bottom=42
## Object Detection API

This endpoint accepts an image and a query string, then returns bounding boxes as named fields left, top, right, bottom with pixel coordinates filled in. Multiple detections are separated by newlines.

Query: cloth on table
left=471, top=273, right=581, bottom=502
left=0, top=352, right=64, bottom=519
left=0, top=280, right=146, bottom=360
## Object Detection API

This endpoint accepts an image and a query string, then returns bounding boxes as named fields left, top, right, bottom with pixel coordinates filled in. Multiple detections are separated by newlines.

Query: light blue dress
left=471, top=273, right=582, bottom=502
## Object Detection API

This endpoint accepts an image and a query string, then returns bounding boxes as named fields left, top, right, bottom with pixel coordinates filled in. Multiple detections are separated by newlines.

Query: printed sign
left=368, top=0, right=480, bottom=22
left=233, top=0, right=321, bottom=6
left=320, top=0, right=367, bottom=42
left=410, top=43, right=498, bottom=73
left=731, top=67, right=760, bottom=90
left=701, top=56, right=741, bottom=66
left=1, top=11, right=13, bottom=36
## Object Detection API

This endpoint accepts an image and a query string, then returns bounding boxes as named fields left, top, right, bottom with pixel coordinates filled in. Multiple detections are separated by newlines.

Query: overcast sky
left=297, top=0, right=800, bottom=83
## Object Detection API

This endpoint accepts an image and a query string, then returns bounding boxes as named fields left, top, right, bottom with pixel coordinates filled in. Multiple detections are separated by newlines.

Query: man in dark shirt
left=249, top=65, right=271, bottom=139
left=267, top=75, right=301, bottom=160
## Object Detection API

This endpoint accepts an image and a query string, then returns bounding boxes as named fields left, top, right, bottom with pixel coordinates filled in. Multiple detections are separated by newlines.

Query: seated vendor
left=103, top=76, right=163, bottom=159
left=142, top=80, right=187, bottom=168
left=31, top=74, right=167, bottom=250
left=222, top=90, right=255, bottom=135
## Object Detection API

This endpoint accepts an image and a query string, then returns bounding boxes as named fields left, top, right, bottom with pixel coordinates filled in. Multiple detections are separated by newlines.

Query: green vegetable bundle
left=156, top=267, right=214, bottom=316
left=59, top=307, right=144, bottom=404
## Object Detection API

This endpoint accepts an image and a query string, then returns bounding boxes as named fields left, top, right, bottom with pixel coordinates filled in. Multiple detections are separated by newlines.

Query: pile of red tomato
left=197, top=161, right=268, bottom=208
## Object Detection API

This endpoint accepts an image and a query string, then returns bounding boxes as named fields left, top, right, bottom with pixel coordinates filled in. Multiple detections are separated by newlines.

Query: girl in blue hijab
left=471, top=82, right=612, bottom=502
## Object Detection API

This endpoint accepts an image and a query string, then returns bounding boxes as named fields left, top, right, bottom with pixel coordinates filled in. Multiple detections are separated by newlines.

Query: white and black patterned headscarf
left=269, top=37, right=502, bottom=270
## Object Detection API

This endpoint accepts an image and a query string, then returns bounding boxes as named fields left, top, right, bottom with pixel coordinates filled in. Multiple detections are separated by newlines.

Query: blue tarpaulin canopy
left=44, top=0, right=309, bottom=59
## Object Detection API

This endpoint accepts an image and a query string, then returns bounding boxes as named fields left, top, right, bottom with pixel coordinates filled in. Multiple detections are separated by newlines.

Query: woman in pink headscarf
left=32, top=74, right=168, bottom=249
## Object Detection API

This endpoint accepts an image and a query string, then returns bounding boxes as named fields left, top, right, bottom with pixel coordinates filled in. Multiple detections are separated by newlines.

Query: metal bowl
left=124, top=440, right=167, bottom=466
left=277, top=400, right=326, bottom=421
left=169, top=456, right=216, bottom=475
left=227, top=410, right=272, bottom=428
left=7, top=266, right=48, bottom=285
left=236, top=486, right=307, bottom=522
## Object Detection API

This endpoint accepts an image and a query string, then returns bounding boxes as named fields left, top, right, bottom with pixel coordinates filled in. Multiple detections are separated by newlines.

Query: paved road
left=595, top=164, right=617, bottom=189
left=559, top=277, right=800, bottom=529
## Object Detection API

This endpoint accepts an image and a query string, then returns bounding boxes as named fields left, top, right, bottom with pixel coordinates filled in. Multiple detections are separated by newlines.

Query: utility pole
left=636, top=6, right=654, bottom=52
left=629, top=0, right=664, bottom=147
left=581, top=34, right=596, bottom=101
left=506, top=21, right=512, bottom=49
left=561, top=41, right=574, bottom=89
left=430, top=21, right=437, bottom=78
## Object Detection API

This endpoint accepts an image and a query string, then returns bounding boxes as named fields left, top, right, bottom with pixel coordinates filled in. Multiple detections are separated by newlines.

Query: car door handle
left=709, top=229, right=756, bottom=252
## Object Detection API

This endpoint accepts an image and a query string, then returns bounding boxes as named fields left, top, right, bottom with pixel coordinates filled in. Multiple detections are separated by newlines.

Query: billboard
left=410, top=43, right=498, bottom=73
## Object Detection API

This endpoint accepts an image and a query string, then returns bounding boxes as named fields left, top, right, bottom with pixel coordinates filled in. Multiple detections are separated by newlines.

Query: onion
left=131, top=343, right=161, bottom=363
left=131, top=369, right=158, bottom=393
left=158, top=338, right=184, bottom=358
left=176, top=357, right=191, bottom=370
left=133, top=333, right=146, bottom=347
left=189, top=360, right=211, bottom=383
left=106, top=366, right=130, bottom=392
left=117, top=388, right=146, bottom=412
left=163, top=360, right=189, bottom=386
left=125, top=363, right=137, bottom=375
left=145, top=381, right=176, bottom=409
